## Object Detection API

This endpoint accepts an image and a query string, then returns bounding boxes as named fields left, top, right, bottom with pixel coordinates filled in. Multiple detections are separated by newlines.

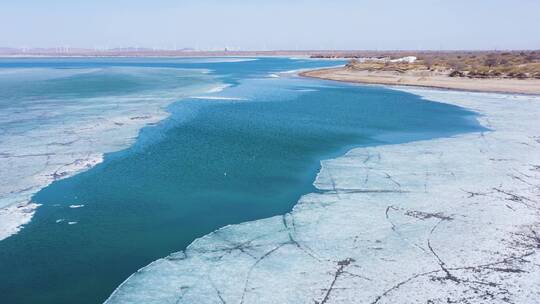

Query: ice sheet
left=105, top=88, right=540, bottom=304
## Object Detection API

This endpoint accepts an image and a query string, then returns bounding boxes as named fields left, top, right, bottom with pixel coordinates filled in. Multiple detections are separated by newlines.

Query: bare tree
left=484, top=56, right=498, bottom=68
left=448, top=60, right=465, bottom=71
left=422, top=57, right=435, bottom=70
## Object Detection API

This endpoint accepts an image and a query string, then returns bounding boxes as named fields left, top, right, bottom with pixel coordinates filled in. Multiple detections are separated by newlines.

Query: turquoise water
left=0, top=58, right=483, bottom=304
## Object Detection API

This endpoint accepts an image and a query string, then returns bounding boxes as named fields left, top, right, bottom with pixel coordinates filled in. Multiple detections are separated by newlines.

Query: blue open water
left=0, top=57, right=483, bottom=303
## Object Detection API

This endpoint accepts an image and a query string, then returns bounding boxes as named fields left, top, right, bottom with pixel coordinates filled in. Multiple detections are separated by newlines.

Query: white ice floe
left=0, top=202, right=40, bottom=240
left=294, top=89, right=318, bottom=92
left=0, top=67, right=223, bottom=241
left=105, top=88, right=540, bottom=304
left=191, top=96, right=248, bottom=101
left=205, top=84, right=231, bottom=93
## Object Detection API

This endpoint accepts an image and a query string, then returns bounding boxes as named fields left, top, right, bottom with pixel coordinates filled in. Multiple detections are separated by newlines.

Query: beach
left=301, top=67, right=540, bottom=95
left=105, top=85, right=540, bottom=304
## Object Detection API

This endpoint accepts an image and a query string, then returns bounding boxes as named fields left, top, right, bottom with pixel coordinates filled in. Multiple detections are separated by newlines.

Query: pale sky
left=1, top=0, right=539, bottom=50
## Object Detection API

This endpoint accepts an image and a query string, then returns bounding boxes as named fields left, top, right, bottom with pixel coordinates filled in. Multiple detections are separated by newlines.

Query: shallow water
left=0, top=57, right=483, bottom=304
left=0, top=63, right=220, bottom=210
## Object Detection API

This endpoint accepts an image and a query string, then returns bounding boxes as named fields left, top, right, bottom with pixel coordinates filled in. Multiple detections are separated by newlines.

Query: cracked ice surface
left=0, top=67, right=221, bottom=240
left=106, top=88, right=540, bottom=304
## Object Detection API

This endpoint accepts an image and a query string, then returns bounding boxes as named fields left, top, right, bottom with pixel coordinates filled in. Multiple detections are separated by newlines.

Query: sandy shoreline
left=300, top=67, right=540, bottom=95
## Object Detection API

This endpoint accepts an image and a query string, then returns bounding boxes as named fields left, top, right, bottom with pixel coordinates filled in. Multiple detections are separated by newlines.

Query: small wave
left=69, top=204, right=85, bottom=209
